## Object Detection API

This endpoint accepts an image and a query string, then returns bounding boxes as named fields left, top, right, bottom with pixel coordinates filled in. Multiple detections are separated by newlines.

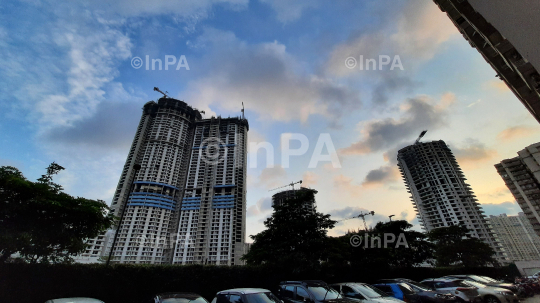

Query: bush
left=0, top=263, right=516, bottom=303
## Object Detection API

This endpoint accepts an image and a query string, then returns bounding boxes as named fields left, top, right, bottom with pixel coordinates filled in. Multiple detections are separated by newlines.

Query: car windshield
left=354, top=284, right=388, bottom=298
left=405, top=282, right=431, bottom=292
left=163, top=298, right=209, bottom=303
left=463, top=281, right=485, bottom=288
left=308, top=286, right=341, bottom=301
left=245, top=292, right=281, bottom=303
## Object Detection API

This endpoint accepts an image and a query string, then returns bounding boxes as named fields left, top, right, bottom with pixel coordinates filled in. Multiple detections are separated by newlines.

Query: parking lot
left=523, top=296, right=540, bottom=303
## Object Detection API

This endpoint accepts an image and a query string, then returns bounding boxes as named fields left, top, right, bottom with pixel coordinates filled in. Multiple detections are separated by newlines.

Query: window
left=296, top=287, right=310, bottom=301
left=229, top=295, right=242, bottom=303
left=282, top=286, right=294, bottom=298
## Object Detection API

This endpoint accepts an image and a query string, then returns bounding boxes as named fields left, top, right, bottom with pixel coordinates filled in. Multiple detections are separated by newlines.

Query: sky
left=0, top=0, right=538, bottom=239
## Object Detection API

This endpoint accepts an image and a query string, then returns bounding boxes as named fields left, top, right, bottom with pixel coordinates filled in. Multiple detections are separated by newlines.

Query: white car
left=45, top=298, right=104, bottom=303
left=527, top=271, right=540, bottom=279
left=421, top=279, right=481, bottom=303
left=462, top=280, right=519, bottom=303
left=329, top=282, right=405, bottom=303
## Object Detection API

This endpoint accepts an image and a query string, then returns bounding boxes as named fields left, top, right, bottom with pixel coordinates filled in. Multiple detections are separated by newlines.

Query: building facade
left=432, top=0, right=540, bottom=123
left=398, top=140, right=506, bottom=262
left=271, top=187, right=318, bottom=212
left=496, top=143, right=540, bottom=237
left=103, top=97, right=248, bottom=265
left=488, top=213, right=540, bottom=262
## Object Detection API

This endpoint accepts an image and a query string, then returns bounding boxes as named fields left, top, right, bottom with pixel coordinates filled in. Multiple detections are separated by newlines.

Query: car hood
left=487, top=283, right=515, bottom=289
left=325, top=298, right=358, bottom=303
left=46, top=298, right=104, bottom=303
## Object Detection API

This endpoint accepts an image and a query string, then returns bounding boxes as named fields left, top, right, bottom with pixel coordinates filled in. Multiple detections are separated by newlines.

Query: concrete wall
left=515, top=260, right=540, bottom=276
left=469, top=0, right=540, bottom=72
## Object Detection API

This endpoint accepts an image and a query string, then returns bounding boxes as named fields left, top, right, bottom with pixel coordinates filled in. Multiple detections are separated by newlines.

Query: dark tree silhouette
left=427, top=225, right=497, bottom=267
left=0, top=163, right=114, bottom=263
left=242, top=190, right=336, bottom=269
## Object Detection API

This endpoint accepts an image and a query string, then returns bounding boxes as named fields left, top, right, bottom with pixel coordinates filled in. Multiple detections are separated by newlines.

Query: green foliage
left=328, top=220, right=434, bottom=268
left=427, top=225, right=497, bottom=267
left=0, top=163, right=114, bottom=264
left=242, top=190, right=336, bottom=269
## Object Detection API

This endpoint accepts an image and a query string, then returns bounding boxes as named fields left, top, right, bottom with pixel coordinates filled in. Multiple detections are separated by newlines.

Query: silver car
left=329, top=282, right=405, bottom=303
left=421, top=279, right=481, bottom=303
left=45, top=299, right=104, bottom=303
left=462, top=280, right=519, bottom=303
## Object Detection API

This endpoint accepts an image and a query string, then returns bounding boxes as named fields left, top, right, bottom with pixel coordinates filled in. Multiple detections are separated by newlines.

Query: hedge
left=0, top=263, right=519, bottom=303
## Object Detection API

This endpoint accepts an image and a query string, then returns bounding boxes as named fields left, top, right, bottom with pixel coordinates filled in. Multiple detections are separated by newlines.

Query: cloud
left=341, top=93, right=455, bottom=155
left=85, top=0, right=248, bottom=18
left=256, top=166, right=288, bottom=189
left=259, top=0, right=319, bottom=23
left=302, top=171, right=319, bottom=188
left=45, top=101, right=143, bottom=150
left=248, top=198, right=272, bottom=217
left=497, top=125, right=539, bottom=142
left=485, top=79, right=510, bottom=93
left=328, top=206, right=388, bottom=230
left=362, top=165, right=399, bottom=187
left=481, top=201, right=522, bottom=217
left=451, top=138, right=497, bottom=168
left=325, top=0, right=457, bottom=78
left=186, top=28, right=361, bottom=124
left=333, top=174, right=362, bottom=197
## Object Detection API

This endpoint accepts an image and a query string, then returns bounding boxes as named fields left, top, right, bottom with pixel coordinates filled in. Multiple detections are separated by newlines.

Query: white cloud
left=186, top=28, right=361, bottom=124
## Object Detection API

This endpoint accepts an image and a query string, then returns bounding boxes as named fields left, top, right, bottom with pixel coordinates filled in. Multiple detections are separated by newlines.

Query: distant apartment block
left=81, top=97, right=248, bottom=265
left=488, top=213, right=540, bottom=262
left=433, top=0, right=540, bottom=123
left=496, top=143, right=540, bottom=237
left=398, top=140, right=506, bottom=262
left=271, top=187, right=318, bottom=212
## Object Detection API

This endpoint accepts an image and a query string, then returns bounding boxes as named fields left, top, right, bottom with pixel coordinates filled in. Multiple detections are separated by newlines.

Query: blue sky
left=0, top=0, right=536, bottom=238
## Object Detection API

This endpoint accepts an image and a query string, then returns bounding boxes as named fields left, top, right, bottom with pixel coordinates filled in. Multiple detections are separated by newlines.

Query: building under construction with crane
left=397, top=131, right=507, bottom=263
left=271, top=181, right=318, bottom=212
left=78, top=88, right=250, bottom=266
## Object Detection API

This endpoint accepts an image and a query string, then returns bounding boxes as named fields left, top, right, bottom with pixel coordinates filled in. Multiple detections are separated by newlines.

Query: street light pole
left=106, top=163, right=141, bottom=267
left=389, top=215, right=395, bottom=222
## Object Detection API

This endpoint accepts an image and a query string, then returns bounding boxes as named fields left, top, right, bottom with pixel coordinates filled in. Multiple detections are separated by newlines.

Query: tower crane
left=269, top=180, right=303, bottom=192
left=415, top=130, right=428, bottom=144
left=153, top=87, right=169, bottom=98
left=338, top=210, right=375, bottom=231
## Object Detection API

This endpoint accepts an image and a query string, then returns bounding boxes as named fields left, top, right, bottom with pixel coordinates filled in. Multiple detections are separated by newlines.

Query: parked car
left=375, top=279, right=457, bottom=303
left=461, top=280, right=519, bottom=303
left=45, top=299, right=104, bottom=303
left=420, top=278, right=481, bottom=303
left=443, top=276, right=518, bottom=294
left=212, top=288, right=282, bottom=303
left=526, top=271, right=540, bottom=279
left=371, top=282, right=423, bottom=303
left=329, top=282, right=405, bottom=303
left=153, top=292, right=210, bottom=303
left=278, top=280, right=355, bottom=303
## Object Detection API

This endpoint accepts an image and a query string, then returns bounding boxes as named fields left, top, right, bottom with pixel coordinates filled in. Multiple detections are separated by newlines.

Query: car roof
left=46, top=298, right=104, bottom=303
left=422, top=278, right=462, bottom=282
left=156, top=293, right=204, bottom=299
left=280, top=281, right=327, bottom=286
left=378, top=279, right=415, bottom=283
left=217, top=288, right=272, bottom=295
left=330, top=282, right=368, bottom=286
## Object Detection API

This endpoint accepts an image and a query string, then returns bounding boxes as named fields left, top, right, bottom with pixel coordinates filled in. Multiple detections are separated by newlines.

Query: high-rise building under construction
left=398, top=139, right=506, bottom=262
left=85, top=96, right=249, bottom=265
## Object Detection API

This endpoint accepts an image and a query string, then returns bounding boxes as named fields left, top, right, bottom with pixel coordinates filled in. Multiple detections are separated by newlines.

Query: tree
left=0, top=163, right=114, bottom=263
left=241, top=190, right=336, bottom=269
left=336, top=220, right=433, bottom=269
left=427, top=225, right=497, bottom=267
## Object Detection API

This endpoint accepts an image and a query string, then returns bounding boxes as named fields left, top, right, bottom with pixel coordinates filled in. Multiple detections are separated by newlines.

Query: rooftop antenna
left=269, top=180, right=303, bottom=192
left=241, top=102, right=245, bottom=119
left=338, top=211, right=375, bottom=231
left=415, top=130, right=427, bottom=144
left=153, top=87, right=169, bottom=98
